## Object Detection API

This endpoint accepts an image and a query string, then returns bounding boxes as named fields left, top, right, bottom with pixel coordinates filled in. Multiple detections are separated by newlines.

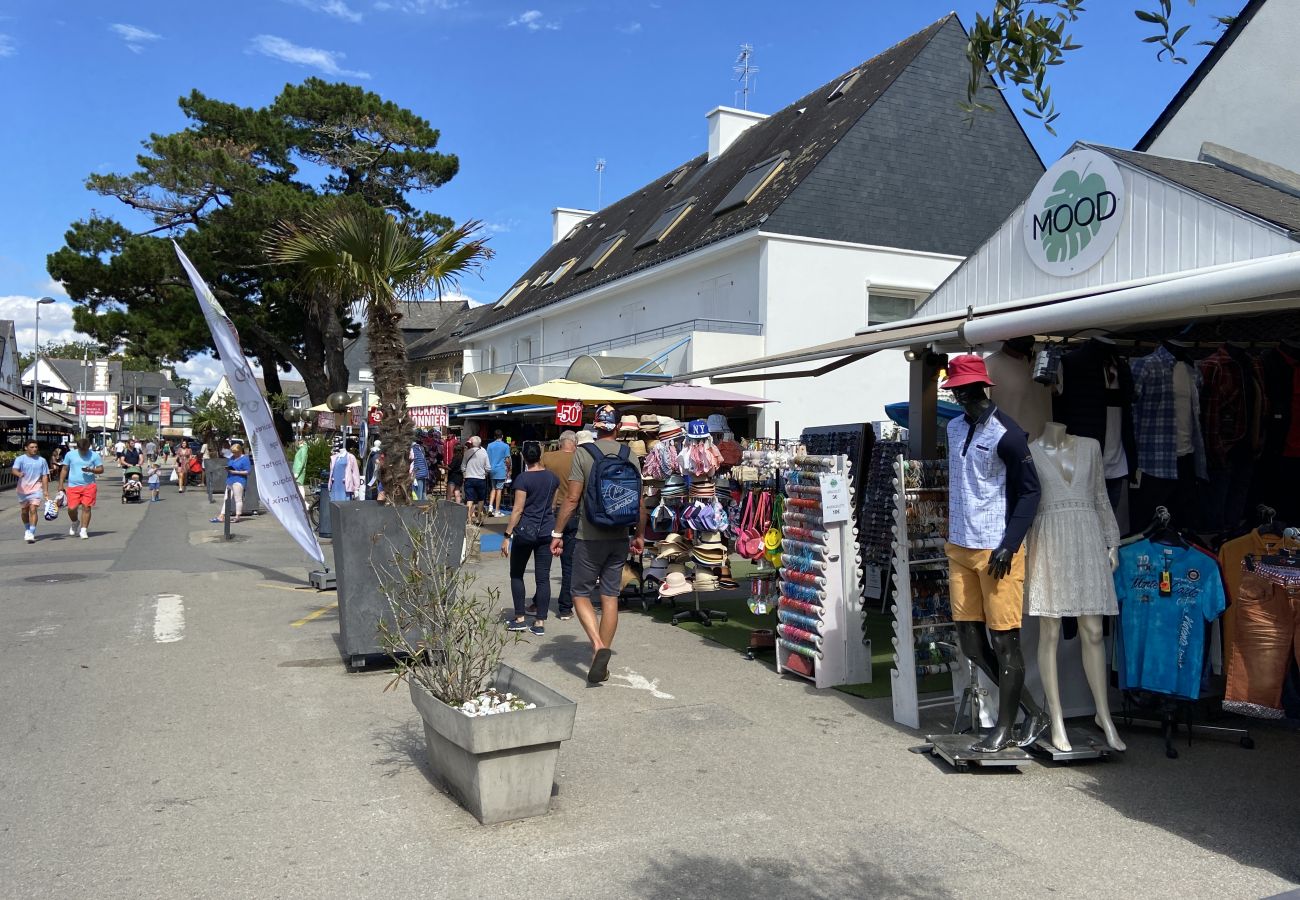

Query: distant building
left=0, top=319, right=18, bottom=395
left=211, top=375, right=310, bottom=409
left=19, top=356, right=188, bottom=433
left=344, top=300, right=472, bottom=393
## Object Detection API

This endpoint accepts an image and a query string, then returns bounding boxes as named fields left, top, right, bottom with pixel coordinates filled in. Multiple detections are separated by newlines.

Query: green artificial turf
left=629, top=562, right=953, bottom=701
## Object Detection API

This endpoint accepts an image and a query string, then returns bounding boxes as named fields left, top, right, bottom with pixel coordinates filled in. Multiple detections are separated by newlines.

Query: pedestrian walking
left=533, top=430, right=578, bottom=620
left=175, top=443, right=192, bottom=493
left=113, top=438, right=125, bottom=467
left=550, top=405, right=646, bottom=683
left=502, top=442, right=560, bottom=636
left=58, top=436, right=104, bottom=540
left=291, top=437, right=310, bottom=500
left=409, top=436, right=430, bottom=501
left=122, top=440, right=141, bottom=483
left=144, top=439, right=157, bottom=463
left=211, top=440, right=250, bottom=524
left=447, top=444, right=464, bottom=504
left=12, top=439, right=50, bottom=543
left=486, top=430, right=511, bottom=516
left=461, top=435, right=489, bottom=523
left=50, top=445, right=64, bottom=469
left=145, top=460, right=162, bottom=502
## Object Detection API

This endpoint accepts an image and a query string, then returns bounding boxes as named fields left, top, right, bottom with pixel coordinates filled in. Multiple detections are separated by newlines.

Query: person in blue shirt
left=485, top=430, right=512, bottom=517
left=212, top=440, right=252, bottom=524
left=57, top=436, right=105, bottom=540
left=1114, top=537, right=1226, bottom=700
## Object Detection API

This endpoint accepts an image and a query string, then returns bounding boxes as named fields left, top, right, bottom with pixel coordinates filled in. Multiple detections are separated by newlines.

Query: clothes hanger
left=1257, top=504, right=1285, bottom=538
left=1146, top=506, right=1189, bottom=548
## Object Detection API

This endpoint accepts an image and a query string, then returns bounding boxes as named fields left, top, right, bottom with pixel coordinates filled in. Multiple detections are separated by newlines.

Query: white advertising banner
left=173, top=242, right=326, bottom=564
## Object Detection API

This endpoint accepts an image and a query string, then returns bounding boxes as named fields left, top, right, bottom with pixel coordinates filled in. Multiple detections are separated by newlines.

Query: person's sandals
left=587, top=648, right=612, bottom=684
left=505, top=618, right=529, bottom=632
left=529, top=623, right=545, bottom=636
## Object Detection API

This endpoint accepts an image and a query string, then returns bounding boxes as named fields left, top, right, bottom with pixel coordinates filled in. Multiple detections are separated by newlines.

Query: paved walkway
left=0, top=483, right=1296, bottom=898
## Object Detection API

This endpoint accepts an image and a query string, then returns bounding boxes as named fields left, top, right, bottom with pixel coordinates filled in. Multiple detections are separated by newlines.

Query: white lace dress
left=1024, top=437, right=1121, bottom=617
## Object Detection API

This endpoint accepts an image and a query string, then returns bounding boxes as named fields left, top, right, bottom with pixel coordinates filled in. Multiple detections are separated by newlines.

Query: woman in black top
left=501, top=441, right=560, bottom=635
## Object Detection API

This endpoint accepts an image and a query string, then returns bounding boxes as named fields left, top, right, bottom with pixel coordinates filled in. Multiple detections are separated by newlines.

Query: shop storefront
left=679, top=143, right=1300, bottom=761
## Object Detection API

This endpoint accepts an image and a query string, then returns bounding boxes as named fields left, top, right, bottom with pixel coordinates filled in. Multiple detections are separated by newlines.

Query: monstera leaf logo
left=1040, top=168, right=1108, bottom=263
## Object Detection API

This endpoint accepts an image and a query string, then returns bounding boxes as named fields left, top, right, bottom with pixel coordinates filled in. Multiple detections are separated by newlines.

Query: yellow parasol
left=307, top=384, right=477, bottom=412
left=485, top=378, right=648, bottom=406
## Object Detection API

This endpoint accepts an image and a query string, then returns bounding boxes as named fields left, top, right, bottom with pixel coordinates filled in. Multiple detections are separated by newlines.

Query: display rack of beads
left=775, top=454, right=871, bottom=689
left=889, top=455, right=959, bottom=729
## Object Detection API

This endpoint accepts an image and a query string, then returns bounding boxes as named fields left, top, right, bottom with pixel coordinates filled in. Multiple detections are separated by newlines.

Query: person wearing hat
left=941, top=353, right=1047, bottom=753
left=550, top=404, right=646, bottom=683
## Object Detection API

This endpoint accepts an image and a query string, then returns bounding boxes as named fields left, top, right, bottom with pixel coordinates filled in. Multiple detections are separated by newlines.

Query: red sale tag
left=368, top=408, right=383, bottom=425
left=555, top=399, right=583, bottom=427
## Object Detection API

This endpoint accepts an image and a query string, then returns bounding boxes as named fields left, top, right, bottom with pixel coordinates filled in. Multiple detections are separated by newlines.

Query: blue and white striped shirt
left=947, top=406, right=1041, bottom=553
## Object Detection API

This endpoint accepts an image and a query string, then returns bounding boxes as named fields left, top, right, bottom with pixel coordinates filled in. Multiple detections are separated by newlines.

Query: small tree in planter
left=375, top=513, right=577, bottom=825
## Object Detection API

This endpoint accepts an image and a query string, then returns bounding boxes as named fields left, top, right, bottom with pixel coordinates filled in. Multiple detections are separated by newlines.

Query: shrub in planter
left=376, top=512, right=576, bottom=825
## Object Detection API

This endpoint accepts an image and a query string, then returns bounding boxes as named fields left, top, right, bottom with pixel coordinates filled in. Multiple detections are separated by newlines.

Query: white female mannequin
left=1026, top=422, right=1126, bottom=752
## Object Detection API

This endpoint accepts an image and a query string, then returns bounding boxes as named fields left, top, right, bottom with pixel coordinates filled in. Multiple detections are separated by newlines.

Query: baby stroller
left=122, top=467, right=144, bottom=504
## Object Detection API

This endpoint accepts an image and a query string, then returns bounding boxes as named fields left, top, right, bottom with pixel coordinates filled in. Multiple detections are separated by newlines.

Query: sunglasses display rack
left=774, top=454, right=871, bottom=689
left=889, top=454, right=959, bottom=729
left=859, top=440, right=907, bottom=602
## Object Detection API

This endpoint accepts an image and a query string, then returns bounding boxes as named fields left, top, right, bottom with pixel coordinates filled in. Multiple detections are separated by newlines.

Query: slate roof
left=467, top=14, right=969, bottom=336
left=1135, top=0, right=1268, bottom=153
left=42, top=358, right=122, bottom=392
left=407, top=304, right=491, bottom=361
left=1097, top=146, right=1300, bottom=234
left=345, top=300, right=472, bottom=374
left=254, top=377, right=308, bottom=398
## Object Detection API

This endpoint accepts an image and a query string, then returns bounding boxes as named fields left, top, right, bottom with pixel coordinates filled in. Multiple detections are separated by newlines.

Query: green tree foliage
left=266, top=210, right=491, bottom=506
left=966, top=1, right=1236, bottom=134
left=190, top=392, right=242, bottom=453
left=47, top=78, right=462, bottom=405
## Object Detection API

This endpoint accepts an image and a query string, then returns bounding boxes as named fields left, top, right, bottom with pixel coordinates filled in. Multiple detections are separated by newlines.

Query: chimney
left=706, top=106, right=767, bottom=162
left=552, top=207, right=594, bottom=245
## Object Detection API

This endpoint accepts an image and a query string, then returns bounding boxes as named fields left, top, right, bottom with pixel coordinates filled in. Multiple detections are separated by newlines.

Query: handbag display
left=763, top=493, right=784, bottom=567
left=736, top=491, right=770, bottom=561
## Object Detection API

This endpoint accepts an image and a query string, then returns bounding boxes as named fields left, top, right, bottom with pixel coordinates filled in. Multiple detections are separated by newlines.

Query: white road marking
left=18, top=623, right=59, bottom=637
left=608, top=667, right=674, bottom=699
left=153, top=594, right=185, bottom=643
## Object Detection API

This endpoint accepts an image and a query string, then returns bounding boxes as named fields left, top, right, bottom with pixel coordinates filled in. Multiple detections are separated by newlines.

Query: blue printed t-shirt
left=227, top=454, right=251, bottom=486
left=486, top=440, right=510, bottom=479
left=1114, top=539, right=1225, bottom=700
left=13, top=454, right=50, bottom=495
left=62, top=450, right=102, bottom=487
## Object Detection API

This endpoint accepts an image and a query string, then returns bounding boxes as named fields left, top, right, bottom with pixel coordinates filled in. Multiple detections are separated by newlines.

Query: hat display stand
left=774, top=454, right=870, bottom=689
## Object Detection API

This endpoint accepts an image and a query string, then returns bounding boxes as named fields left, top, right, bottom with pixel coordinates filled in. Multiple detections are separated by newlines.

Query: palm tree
left=266, top=208, right=492, bottom=505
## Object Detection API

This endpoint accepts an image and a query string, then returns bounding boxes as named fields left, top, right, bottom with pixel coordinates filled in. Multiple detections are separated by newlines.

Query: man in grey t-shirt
left=550, top=405, right=645, bottom=684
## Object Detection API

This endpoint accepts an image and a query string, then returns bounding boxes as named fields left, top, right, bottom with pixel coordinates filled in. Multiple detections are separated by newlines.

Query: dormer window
left=635, top=197, right=695, bottom=250
left=712, top=151, right=789, bottom=215
left=573, top=231, right=627, bottom=275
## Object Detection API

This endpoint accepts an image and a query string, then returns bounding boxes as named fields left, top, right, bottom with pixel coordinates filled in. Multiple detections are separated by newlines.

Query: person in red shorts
left=57, top=436, right=104, bottom=540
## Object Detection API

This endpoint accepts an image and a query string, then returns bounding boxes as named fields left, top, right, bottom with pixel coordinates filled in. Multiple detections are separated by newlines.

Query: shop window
left=635, top=197, right=695, bottom=250
left=544, top=258, right=577, bottom=287
left=712, top=151, right=790, bottom=216
left=573, top=231, right=627, bottom=275
left=866, top=289, right=922, bottom=327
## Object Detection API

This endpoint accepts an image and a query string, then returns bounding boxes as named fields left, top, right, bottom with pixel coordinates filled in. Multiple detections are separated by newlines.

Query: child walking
left=146, top=460, right=162, bottom=502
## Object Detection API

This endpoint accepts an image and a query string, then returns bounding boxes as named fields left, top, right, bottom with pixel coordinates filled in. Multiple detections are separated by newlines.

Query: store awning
left=502, top=364, right=568, bottom=395
left=626, top=383, right=773, bottom=406
left=459, top=372, right=511, bottom=399
left=565, top=355, right=664, bottom=385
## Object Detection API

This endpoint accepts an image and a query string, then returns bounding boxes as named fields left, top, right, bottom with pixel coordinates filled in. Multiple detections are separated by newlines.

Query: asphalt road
left=1, top=471, right=1297, bottom=899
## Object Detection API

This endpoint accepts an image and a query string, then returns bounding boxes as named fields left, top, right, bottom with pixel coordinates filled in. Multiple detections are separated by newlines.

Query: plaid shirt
left=1131, top=346, right=1208, bottom=481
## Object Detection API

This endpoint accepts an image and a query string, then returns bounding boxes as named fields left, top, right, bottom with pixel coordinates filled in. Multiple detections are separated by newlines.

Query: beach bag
left=581, top=443, right=642, bottom=528
left=43, top=498, right=59, bottom=521
left=763, top=493, right=784, bottom=567
left=736, top=491, right=768, bottom=561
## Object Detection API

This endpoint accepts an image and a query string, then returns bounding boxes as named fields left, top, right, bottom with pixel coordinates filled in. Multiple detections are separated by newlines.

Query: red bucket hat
left=940, top=354, right=995, bottom=390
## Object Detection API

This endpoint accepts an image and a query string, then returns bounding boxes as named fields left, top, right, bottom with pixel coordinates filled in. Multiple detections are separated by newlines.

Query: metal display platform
left=1027, top=727, right=1113, bottom=762
left=925, top=733, right=1032, bottom=768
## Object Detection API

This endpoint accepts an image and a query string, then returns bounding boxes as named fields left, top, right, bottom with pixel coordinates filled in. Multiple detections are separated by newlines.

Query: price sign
left=555, top=399, right=583, bottom=427
left=819, top=472, right=851, bottom=525
left=367, top=408, right=383, bottom=426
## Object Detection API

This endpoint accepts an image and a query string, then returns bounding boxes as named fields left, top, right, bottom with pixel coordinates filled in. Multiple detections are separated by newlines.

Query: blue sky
left=0, top=0, right=1242, bottom=388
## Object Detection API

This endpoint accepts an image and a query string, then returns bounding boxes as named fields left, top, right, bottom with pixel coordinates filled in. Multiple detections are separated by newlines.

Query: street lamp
left=30, top=296, right=55, bottom=443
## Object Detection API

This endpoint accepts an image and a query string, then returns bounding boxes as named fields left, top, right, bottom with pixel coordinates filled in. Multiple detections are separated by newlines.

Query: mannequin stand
left=924, top=654, right=1031, bottom=768
left=1028, top=728, right=1111, bottom=762
left=671, top=588, right=729, bottom=627
left=1115, top=697, right=1254, bottom=759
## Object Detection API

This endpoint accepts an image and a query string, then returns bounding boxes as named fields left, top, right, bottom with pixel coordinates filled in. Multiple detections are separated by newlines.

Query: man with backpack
left=550, top=405, right=645, bottom=684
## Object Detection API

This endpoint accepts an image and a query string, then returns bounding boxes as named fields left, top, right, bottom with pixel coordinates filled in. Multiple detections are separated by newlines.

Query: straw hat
left=694, top=571, right=720, bottom=592
left=618, top=414, right=640, bottom=435
left=639, top=414, right=660, bottom=434
left=656, top=417, right=683, bottom=441
left=659, top=571, right=693, bottom=597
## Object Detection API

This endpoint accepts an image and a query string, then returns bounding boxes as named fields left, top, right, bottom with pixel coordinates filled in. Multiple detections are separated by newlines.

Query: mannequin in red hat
left=943, top=354, right=1049, bottom=752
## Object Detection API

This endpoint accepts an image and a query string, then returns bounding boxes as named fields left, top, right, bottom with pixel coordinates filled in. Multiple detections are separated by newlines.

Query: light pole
left=30, top=296, right=55, bottom=443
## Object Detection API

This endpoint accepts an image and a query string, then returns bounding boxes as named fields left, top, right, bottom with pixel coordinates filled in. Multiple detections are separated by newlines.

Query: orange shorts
left=65, top=483, right=98, bottom=509
left=944, top=542, right=1026, bottom=631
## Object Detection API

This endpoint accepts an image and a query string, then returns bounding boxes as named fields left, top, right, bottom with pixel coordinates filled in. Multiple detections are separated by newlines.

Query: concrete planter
left=408, top=664, right=577, bottom=825
left=333, top=500, right=467, bottom=665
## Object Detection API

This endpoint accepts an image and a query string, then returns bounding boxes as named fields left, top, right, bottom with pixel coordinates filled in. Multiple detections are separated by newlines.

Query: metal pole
left=224, top=489, right=233, bottom=541
left=31, top=301, right=39, bottom=442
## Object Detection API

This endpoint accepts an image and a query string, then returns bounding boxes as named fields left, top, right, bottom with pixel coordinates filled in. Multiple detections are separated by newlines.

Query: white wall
left=757, top=234, right=961, bottom=435
left=1144, top=1, right=1300, bottom=172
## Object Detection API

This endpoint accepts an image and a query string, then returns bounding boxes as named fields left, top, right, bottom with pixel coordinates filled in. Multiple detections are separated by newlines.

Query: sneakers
left=24, top=530, right=35, bottom=543
left=79, top=527, right=89, bottom=540
left=69, top=524, right=77, bottom=536
left=505, top=618, right=529, bottom=632
left=529, top=623, right=545, bottom=636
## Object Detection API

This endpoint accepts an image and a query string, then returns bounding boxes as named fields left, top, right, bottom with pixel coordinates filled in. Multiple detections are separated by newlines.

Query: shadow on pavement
left=527, top=633, right=590, bottom=683
left=211, top=557, right=306, bottom=585
left=369, top=718, right=434, bottom=782
left=628, top=850, right=954, bottom=900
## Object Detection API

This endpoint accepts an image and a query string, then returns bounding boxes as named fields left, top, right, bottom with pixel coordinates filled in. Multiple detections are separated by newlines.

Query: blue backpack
left=581, top=443, right=642, bottom=528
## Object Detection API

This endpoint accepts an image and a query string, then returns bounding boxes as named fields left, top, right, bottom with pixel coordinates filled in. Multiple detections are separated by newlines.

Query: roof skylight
left=574, top=231, right=627, bottom=275
left=634, top=197, right=695, bottom=250
left=712, top=151, right=790, bottom=216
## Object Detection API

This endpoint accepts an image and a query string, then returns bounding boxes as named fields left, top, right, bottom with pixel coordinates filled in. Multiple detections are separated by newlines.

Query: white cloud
left=41, top=278, right=68, bottom=299
left=110, top=23, right=162, bottom=54
left=508, top=10, right=560, bottom=31
left=376, top=0, right=459, bottom=12
left=283, top=0, right=364, bottom=23
left=250, top=34, right=370, bottom=79
left=0, top=296, right=82, bottom=356
left=482, top=219, right=517, bottom=235
left=173, top=356, right=226, bottom=392
left=617, top=21, right=642, bottom=34
left=0, top=34, right=15, bottom=57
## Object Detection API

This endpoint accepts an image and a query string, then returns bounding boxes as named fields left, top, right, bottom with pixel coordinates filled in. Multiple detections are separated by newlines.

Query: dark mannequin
left=951, top=381, right=1048, bottom=751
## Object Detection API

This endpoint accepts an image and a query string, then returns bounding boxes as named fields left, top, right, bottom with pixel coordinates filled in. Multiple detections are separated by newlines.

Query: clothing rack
left=774, top=454, right=870, bottom=688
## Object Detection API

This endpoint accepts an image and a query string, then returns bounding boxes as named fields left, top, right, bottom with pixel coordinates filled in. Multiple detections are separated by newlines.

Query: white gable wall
left=1143, top=1, right=1300, bottom=173
left=917, top=154, right=1297, bottom=319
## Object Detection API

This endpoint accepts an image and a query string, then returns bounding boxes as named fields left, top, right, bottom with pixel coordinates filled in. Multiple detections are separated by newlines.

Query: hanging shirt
left=1101, top=362, right=1128, bottom=480
left=1172, top=360, right=1195, bottom=457
left=1130, top=345, right=1208, bottom=480
left=946, top=405, right=1040, bottom=553
left=1114, top=539, right=1226, bottom=700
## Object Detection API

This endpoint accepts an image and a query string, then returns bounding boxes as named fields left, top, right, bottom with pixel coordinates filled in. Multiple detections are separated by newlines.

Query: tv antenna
left=595, top=157, right=606, bottom=208
left=734, top=43, right=758, bottom=109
